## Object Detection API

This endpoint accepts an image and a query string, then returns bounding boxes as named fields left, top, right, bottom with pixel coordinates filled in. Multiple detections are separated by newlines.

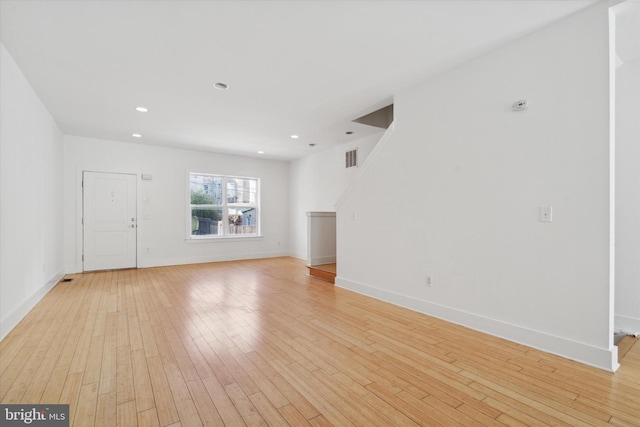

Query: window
left=189, top=173, right=259, bottom=238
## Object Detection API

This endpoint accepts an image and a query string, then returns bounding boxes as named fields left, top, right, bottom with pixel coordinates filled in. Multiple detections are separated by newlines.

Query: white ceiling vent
left=345, top=149, right=358, bottom=168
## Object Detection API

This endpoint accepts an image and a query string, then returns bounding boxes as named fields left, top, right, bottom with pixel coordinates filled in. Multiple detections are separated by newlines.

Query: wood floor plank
left=116, top=400, right=137, bottom=427
left=83, top=334, right=105, bottom=386
left=185, top=379, right=225, bottom=426
left=130, top=348, right=155, bottom=413
left=19, top=355, right=57, bottom=404
left=248, top=391, right=289, bottom=426
left=365, top=380, right=447, bottom=426
left=74, top=382, right=98, bottom=427
left=162, top=361, right=192, bottom=407
left=288, top=360, right=376, bottom=426
left=397, top=389, right=467, bottom=426
left=136, top=408, right=160, bottom=427
left=200, top=373, right=246, bottom=426
left=146, top=355, right=179, bottom=427
left=326, top=369, right=423, bottom=427
left=59, top=372, right=83, bottom=423
left=40, top=364, right=70, bottom=403
left=179, top=336, right=215, bottom=380
left=466, top=372, right=592, bottom=427
left=278, top=403, right=313, bottom=426
left=224, top=382, right=267, bottom=426
left=0, top=334, right=28, bottom=378
left=95, top=391, right=116, bottom=427
left=0, top=344, right=37, bottom=401
left=227, top=346, right=290, bottom=409
left=98, top=315, right=117, bottom=395
left=115, top=345, right=135, bottom=405
left=609, top=415, right=640, bottom=427
left=1, top=257, right=639, bottom=426
left=269, top=359, right=352, bottom=426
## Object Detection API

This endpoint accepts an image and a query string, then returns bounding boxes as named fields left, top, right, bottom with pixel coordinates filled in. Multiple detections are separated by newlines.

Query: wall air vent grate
left=345, top=149, right=357, bottom=168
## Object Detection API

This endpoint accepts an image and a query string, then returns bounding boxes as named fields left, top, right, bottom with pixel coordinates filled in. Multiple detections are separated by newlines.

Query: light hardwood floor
left=1, top=257, right=638, bottom=426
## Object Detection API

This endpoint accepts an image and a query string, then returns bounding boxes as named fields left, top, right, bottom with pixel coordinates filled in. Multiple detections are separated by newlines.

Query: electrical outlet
left=425, top=275, right=432, bottom=287
left=539, top=206, right=552, bottom=222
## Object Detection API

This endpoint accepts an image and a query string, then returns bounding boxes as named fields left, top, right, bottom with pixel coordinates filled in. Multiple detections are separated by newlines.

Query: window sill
left=186, top=235, right=264, bottom=243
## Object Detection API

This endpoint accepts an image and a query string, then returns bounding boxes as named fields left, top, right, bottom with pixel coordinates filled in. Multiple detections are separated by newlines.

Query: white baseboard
left=309, top=255, right=336, bottom=265
left=615, top=314, right=640, bottom=336
left=0, top=270, right=65, bottom=341
left=336, top=276, right=619, bottom=372
left=138, top=251, right=290, bottom=268
left=289, top=251, right=306, bottom=261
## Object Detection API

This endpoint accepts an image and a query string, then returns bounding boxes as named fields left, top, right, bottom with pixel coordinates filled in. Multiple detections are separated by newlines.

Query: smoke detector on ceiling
left=511, top=99, right=529, bottom=111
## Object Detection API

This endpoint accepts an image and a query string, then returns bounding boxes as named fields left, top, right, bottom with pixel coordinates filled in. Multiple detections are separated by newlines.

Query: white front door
left=83, top=171, right=137, bottom=271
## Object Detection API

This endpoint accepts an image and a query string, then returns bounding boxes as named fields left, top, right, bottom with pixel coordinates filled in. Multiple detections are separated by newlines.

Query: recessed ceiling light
left=132, top=133, right=142, bottom=138
left=213, top=82, right=229, bottom=90
left=346, top=131, right=354, bottom=135
left=257, top=150, right=265, bottom=154
left=135, top=106, right=148, bottom=112
left=291, top=134, right=299, bottom=139
left=309, top=143, right=316, bottom=147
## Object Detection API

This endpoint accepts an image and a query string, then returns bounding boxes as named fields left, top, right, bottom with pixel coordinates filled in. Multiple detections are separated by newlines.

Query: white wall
left=64, top=136, right=289, bottom=272
left=614, top=3, right=640, bottom=334
left=289, top=134, right=381, bottom=259
left=336, top=3, right=618, bottom=370
left=0, top=43, right=64, bottom=339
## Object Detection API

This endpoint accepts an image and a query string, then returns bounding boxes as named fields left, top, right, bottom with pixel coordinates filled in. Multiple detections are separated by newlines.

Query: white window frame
left=187, top=172, right=260, bottom=239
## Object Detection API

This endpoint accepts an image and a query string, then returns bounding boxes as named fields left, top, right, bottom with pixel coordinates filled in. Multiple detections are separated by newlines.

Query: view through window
left=189, top=173, right=259, bottom=238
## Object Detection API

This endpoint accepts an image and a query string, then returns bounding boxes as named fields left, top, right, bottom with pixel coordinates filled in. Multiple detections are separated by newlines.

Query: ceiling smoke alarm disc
left=512, top=99, right=529, bottom=111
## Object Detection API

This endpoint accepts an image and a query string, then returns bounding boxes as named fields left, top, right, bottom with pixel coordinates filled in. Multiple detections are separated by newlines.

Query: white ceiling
left=0, top=0, right=600, bottom=161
